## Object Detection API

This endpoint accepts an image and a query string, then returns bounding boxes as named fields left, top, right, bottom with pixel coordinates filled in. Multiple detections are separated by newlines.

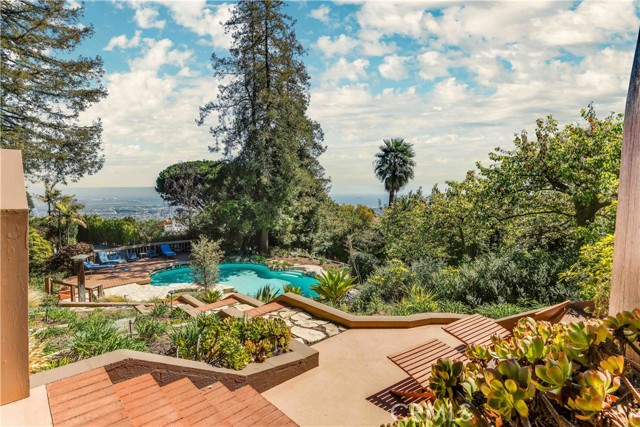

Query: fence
left=95, top=239, right=194, bottom=259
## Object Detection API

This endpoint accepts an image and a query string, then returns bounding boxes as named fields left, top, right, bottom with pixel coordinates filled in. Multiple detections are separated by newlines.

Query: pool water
left=151, top=263, right=319, bottom=298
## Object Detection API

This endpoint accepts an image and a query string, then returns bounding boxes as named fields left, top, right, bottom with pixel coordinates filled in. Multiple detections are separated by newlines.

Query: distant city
left=29, top=187, right=386, bottom=220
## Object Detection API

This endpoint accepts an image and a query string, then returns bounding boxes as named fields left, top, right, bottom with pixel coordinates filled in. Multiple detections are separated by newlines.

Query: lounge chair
left=160, top=244, right=176, bottom=258
left=107, top=252, right=127, bottom=264
left=443, top=314, right=511, bottom=346
left=83, top=260, right=113, bottom=274
left=146, top=249, right=159, bottom=258
left=126, top=252, right=139, bottom=262
left=387, top=338, right=467, bottom=400
left=96, top=252, right=121, bottom=265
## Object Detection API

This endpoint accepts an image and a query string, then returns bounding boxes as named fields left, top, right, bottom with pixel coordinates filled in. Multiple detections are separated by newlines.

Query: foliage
left=201, top=289, right=223, bottom=304
left=69, top=314, right=146, bottom=360
left=282, top=283, right=302, bottom=295
left=354, top=260, right=417, bottom=312
left=254, top=285, right=281, bottom=303
left=169, top=315, right=290, bottom=370
left=47, top=242, right=94, bottom=274
left=191, top=236, right=224, bottom=290
left=29, top=334, right=50, bottom=374
left=197, top=0, right=327, bottom=253
left=0, top=0, right=107, bottom=183
left=312, top=269, right=356, bottom=305
left=150, top=303, right=171, bottom=318
left=392, top=286, right=439, bottom=316
left=560, top=234, right=614, bottom=317
left=396, top=310, right=640, bottom=427
left=374, top=138, right=416, bottom=206
left=29, top=228, right=53, bottom=274
left=50, top=195, right=86, bottom=247
left=77, top=216, right=165, bottom=246
left=134, top=316, right=167, bottom=342
left=475, top=303, right=532, bottom=319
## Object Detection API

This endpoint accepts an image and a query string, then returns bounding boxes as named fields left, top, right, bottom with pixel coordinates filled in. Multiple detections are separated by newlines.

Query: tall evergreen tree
left=374, top=138, right=416, bottom=206
left=1, top=0, right=107, bottom=183
left=198, top=0, right=327, bottom=252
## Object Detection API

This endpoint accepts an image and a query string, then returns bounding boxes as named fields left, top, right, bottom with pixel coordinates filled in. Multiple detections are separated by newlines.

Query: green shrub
left=392, top=285, right=439, bottom=316
left=29, top=228, right=53, bottom=274
left=150, top=303, right=170, bottom=318
left=559, top=234, right=614, bottom=316
left=436, top=300, right=470, bottom=314
left=134, top=316, right=167, bottom=342
left=352, top=259, right=417, bottom=312
left=191, top=236, right=224, bottom=290
left=312, top=269, right=356, bottom=305
left=254, top=285, right=281, bottom=303
left=475, top=303, right=530, bottom=319
left=169, top=315, right=290, bottom=370
left=282, top=283, right=302, bottom=295
left=70, top=315, right=146, bottom=359
left=47, top=242, right=95, bottom=274
left=350, top=252, right=380, bottom=282
left=201, top=289, right=222, bottom=304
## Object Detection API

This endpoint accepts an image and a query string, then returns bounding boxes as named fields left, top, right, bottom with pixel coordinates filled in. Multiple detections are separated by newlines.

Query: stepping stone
left=323, top=323, right=342, bottom=337
left=291, top=312, right=312, bottom=322
left=294, top=318, right=328, bottom=328
left=278, top=310, right=297, bottom=318
left=291, top=326, right=326, bottom=344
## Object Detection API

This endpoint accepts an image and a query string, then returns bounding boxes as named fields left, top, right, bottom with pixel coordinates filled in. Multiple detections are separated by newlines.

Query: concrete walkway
left=262, top=325, right=464, bottom=427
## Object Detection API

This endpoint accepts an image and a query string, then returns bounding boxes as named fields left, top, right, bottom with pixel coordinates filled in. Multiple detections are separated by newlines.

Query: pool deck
left=262, top=325, right=465, bottom=427
left=62, top=255, right=189, bottom=290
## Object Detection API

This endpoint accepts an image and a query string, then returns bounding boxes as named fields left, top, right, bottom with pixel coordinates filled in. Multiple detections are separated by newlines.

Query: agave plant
left=311, top=269, right=356, bottom=305
left=282, top=283, right=302, bottom=295
left=254, top=285, right=281, bottom=303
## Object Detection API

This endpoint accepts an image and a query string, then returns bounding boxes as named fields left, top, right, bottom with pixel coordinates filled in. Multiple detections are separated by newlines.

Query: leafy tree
left=1, top=0, right=107, bottom=183
left=52, top=195, right=86, bottom=248
left=28, top=227, right=53, bottom=274
left=197, top=0, right=327, bottom=252
left=37, top=179, right=62, bottom=217
left=190, top=236, right=224, bottom=290
left=155, top=160, right=226, bottom=223
left=373, top=138, right=416, bottom=205
left=478, top=105, right=622, bottom=235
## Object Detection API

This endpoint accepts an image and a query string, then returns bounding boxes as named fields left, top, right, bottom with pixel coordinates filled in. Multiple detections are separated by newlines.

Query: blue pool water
left=151, top=263, right=319, bottom=297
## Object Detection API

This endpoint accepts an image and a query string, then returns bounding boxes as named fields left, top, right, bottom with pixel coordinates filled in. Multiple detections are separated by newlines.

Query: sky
left=68, top=0, right=640, bottom=196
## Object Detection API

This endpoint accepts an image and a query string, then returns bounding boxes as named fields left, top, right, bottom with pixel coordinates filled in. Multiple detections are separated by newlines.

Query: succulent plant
left=395, top=399, right=477, bottom=427
left=480, top=360, right=536, bottom=419
left=566, top=369, right=620, bottom=421
left=533, top=352, right=573, bottom=395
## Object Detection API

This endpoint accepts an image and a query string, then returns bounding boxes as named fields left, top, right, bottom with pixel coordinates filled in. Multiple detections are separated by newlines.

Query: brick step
left=161, top=378, right=230, bottom=426
left=114, top=374, right=181, bottom=426
left=46, top=367, right=132, bottom=427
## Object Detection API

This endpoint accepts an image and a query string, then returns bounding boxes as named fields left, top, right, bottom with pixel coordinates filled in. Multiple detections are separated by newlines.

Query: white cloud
left=132, top=5, right=165, bottom=29
left=157, top=1, right=234, bottom=50
left=315, top=34, right=359, bottom=57
left=310, top=4, right=330, bottom=23
left=104, top=31, right=141, bottom=51
left=322, top=58, right=369, bottom=84
left=417, top=51, right=451, bottom=81
left=378, top=55, right=409, bottom=80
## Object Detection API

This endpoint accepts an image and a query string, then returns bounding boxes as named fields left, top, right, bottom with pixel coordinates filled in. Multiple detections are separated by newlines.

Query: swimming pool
left=150, top=263, right=319, bottom=298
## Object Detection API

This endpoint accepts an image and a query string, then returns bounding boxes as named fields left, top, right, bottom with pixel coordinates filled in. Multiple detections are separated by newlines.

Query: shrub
left=254, top=285, right=281, bottom=303
left=350, top=252, right=380, bottom=282
left=191, top=236, right=224, bottom=290
left=29, top=228, right=53, bottom=275
left=436, top=300, right=470, bottom=314
left=70, top=315, right=146, bottom=360
left=392, top=285, right=439, bottom=316
left=47, top=242, right=95, bottom=274
left=353, top=259, right=417, bottom=312
left=560, top=234, right=614, bottom=316
left=201, top=289, right=222, bottom=304
left=150, top=303, right=170, bottom=318
left=282, top=283, right=302, bottom=295
left=29, top=334, right=49, bottom=374
left=134, top=316, right=167, bottom=342
left=169, top=315, right=290, bottom=370
left=312, top=269, right=356, bottom=305
left=475, top=303, right=530, bottom=319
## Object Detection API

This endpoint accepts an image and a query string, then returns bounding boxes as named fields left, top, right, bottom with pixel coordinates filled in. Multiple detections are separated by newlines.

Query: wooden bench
left=443, top=314, right=511, bottom=346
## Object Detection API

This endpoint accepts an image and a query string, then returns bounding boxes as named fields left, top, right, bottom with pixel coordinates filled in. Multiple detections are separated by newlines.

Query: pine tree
left=1, top=0, right=107, bottom=183
left=198, top=0, right=327, bottom=253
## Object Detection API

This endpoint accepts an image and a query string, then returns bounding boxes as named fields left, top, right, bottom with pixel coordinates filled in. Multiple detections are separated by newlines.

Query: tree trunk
left=388, top=189, right=394, bottom=206
left=259, top=228, right=269, bottom=254
left=610, top=29, right=640, bottom=319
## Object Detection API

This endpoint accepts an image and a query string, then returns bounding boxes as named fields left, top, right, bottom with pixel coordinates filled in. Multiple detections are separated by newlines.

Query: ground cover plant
left=391, top=309, right=640, bottom=427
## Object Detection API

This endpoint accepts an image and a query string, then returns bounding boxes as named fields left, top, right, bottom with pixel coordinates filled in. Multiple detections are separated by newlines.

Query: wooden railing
left=44, top=278, right=103, bottom=302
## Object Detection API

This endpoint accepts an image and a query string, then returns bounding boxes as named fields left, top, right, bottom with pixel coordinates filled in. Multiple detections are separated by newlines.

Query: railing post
left=44, top=277, right=52, bottom=294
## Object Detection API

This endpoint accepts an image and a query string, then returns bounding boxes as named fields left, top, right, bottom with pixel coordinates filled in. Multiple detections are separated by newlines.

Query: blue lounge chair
left=126, top=252, right=139, bottom=262
left=96, top=252, right=119, bottom=265
left=160, top=244, right=176, bottom=258
left=107, top=252, right=126, bottom=264
left=83, top=261, right=113, bottom=274
left=146, top=249, right=159, bottom=258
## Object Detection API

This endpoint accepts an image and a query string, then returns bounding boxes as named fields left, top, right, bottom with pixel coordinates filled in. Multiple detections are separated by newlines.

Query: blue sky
left=69, top=0, right=640, bottom=196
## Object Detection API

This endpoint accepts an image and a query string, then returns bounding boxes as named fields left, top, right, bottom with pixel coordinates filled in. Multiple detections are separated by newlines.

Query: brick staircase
left=46, top=368, right=297, bottom=427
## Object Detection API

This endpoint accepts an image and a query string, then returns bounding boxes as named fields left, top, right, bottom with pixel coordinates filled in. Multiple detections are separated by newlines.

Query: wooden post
left=44, top=277, right=52, bottom=294
left=0, top=149, right=30, bottom=405
left=77, top=262, right=86, bottom=302
left=610, top=29, right=640, bottom=316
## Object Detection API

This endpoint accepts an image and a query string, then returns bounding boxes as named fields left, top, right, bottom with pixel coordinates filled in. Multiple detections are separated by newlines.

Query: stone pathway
left=103, top=283, right=232, bottom=302
left=261, top=307, right=346, bottom=345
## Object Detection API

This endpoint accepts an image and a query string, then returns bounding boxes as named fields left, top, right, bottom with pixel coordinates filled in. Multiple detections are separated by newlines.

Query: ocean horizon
left=29, top=186, right=388, bottom=219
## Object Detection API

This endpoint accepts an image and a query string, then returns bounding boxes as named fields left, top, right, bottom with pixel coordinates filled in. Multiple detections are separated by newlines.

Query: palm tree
left=54, top=195, right=86, bottom=247
left=37, top=179, right=61, bottom=216
left=373, top=138, right=416, bottom=206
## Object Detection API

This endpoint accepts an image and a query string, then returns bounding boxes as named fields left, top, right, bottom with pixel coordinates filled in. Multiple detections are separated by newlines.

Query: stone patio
left=260, top=307, right=346, bottom=345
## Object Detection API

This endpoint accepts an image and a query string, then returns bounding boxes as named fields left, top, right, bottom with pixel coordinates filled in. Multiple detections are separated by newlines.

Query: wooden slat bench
left=443, top=314, right=511, bottom=346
